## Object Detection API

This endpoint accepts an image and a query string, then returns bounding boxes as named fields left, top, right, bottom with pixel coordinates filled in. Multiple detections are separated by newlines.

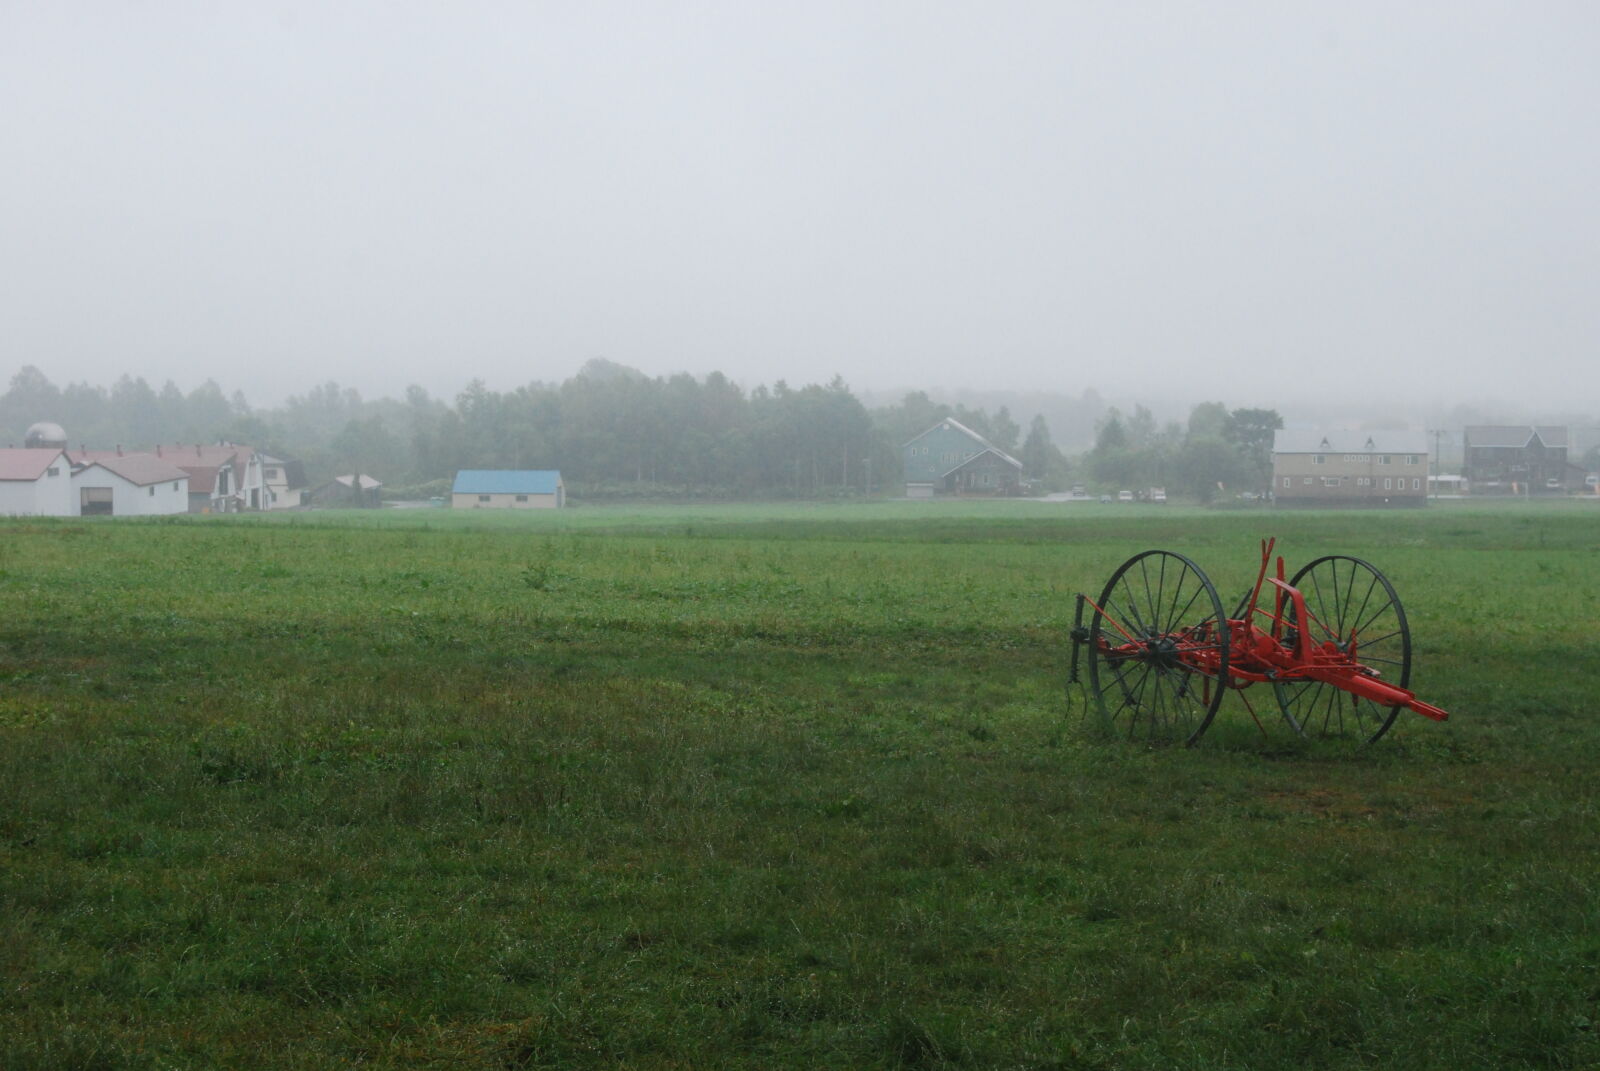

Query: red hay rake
left=1067, top=539, right=1450, bottom=745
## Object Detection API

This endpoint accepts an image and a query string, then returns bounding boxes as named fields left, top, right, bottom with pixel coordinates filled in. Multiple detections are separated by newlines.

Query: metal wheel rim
left=1086, top=549, right=1230, bottom=746
left=1273, top=554, right=1412, bottom=743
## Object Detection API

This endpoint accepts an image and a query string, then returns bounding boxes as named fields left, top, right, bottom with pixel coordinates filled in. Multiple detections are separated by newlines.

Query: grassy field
left=1, top=500, right=1596, bottom=1068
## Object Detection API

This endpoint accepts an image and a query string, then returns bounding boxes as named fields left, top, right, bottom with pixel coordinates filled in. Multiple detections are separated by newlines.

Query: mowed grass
left=0, top=501, right=1596, bottom=1068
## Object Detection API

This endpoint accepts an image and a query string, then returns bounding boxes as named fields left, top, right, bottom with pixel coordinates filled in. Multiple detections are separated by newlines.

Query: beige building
left=1273, top=431, right=1428, bottom=508
left=451, top=470, right=566, bottom=509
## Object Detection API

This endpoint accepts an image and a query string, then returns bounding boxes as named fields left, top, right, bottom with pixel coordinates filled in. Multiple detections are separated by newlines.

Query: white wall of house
left=72, top=465, right=189, bottom=516
left=269, top=486, right=303, bottom=509
left=451, top=490, right=563, bottom=509
left=0, top=453, right=73, bottom=516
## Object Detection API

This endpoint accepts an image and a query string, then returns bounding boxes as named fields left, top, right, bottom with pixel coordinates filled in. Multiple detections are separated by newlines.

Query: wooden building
left=1272, top=431, right=1428, bottom=508
left=1462, top=426, right=1581, bottom=494
left=901, top=419, right=1023, bottom=498
left=307, top=474, right=383, bottom=509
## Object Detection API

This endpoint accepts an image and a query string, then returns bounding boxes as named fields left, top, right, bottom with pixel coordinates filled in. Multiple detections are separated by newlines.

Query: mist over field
left=4, top=4, right=1598, bottom=416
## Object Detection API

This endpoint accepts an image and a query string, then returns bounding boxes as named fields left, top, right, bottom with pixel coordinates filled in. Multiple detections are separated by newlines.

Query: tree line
left=1, top=362, right=1277, bottom=500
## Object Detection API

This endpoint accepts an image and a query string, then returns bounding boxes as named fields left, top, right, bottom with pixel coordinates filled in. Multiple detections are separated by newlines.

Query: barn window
left=1312, top=455, right=1325, bottom=465
left=1378, top=455, right=1390, bottom=465
left=516, top=494, right=528, bottom=502
left=1322, top=476, right=1342, bottom=487
left=1405, top=455, right=1418, bottom=465
left=47, top=466, right=60, bottom=476
left=1282, top=477, right=1290, bottom=488
left=478, top=495, right=490, bottom=502
left=173, top=481, right=179, bottom=490
left=1384, top=478, right=1392, bottom=490
left=148, top=486, right=155, bottom=496
left=1302, top=477, right=1313, bottom=485
left=1413, top=478, right=1421, bottom=490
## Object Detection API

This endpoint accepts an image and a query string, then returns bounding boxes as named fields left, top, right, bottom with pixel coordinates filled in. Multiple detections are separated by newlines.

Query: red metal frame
left=1088, top=539, right=1448, bottom=724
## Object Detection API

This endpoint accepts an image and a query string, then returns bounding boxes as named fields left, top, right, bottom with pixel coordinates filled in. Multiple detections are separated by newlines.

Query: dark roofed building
left=1463, top=426, right=1578, bottom=494
left=308, top=473, right=383, bottom=509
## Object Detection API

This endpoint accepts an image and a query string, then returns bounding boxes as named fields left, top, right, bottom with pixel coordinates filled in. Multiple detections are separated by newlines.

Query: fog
left=4, top=3, right=1597, bottom=416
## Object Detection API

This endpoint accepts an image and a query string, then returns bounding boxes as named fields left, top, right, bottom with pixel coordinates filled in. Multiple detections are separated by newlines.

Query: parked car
left=1117, top=490, right=1134, bottom=502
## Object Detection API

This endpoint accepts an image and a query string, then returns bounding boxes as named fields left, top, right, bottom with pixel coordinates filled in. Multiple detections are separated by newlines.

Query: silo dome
left=24, top=422, right=67, bottom=449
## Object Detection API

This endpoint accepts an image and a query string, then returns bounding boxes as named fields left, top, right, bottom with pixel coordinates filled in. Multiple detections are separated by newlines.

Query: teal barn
left=901, top=419, right=1023, bottom=498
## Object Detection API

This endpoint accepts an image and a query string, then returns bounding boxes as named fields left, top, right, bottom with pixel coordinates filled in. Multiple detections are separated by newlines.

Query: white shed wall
left=0, top=456, right=73, bottom=516
left=72, top=469, right=190, bottom=516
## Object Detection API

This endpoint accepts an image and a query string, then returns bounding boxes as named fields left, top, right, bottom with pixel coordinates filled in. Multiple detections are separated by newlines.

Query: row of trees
left=4, top=362, right=1277, bottom=499
left=1085, top=402, right=1283, bottom=501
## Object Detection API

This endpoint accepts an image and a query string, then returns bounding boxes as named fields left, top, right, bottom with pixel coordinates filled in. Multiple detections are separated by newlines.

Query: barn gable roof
left=1273, top=430, right=1428, bottom=455
left=80, top=454, right=191, bottom=486
left=0, top=448, right=67, bottom=481
left=901, top=418, right=1024, bottom=468
left=940, top=448, right=1023, bottom=478
left=1464, top=425, right=1568, bottom=449
left=452, top=470, right=563, bottom=495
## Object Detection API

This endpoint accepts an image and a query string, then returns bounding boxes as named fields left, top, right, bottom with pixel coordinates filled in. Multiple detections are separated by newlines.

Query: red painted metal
left=1087, top=538, right=1450, bottom=728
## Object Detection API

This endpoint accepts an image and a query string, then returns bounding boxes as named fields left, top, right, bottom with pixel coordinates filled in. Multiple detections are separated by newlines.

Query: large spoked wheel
left=1274, top=555, right=1412, bottom=743
left=1086, top=550, right=1230, bottom=746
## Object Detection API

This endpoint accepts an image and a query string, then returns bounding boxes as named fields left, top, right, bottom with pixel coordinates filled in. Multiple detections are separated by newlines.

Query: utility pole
left=1431, top=428, right=1450, bottom=498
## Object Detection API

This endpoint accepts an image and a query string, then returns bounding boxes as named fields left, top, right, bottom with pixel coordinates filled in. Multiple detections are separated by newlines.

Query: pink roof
left=83, top=454, right=191, bottom=487
left=149, top=443, right=255, bottom=468
left=0, top=448, right=66, bottom=481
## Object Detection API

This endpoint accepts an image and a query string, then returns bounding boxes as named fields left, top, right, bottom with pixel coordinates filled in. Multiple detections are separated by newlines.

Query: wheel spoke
left=1274, top=555, right=1411, bottom=742
left=1086, top=550, right=1227, bottom=746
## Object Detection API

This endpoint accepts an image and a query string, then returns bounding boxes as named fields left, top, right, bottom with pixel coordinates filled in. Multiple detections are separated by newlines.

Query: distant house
left=1272, top=431, right=1428, bottom=508
left=260, top=454, right=309, bottom=509
left=128, top=443, right=265, bottom=512
left=70, top=454, right=189, bottom=516
left=901, top=419, right=1023, bottom=498
left=452, top=470, right=566, bottom=509
left=307, top=474, right=383, bottom=509
left=0, top=448, right=74, bottom=516
left=1462, top=426, right=1582, bottom=494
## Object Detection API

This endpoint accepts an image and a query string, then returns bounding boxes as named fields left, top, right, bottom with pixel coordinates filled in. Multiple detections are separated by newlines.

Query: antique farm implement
left=1067, top=539, right=1450, bottom=744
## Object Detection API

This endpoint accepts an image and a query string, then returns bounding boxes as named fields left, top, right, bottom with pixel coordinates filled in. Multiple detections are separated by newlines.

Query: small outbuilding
left=452, top=470, right=566, bottom=509
left=0, top=447, right=74, bottom=516
left=71, top=454, right=190, bottom=516
left=307, top=474, right=383, bottom=509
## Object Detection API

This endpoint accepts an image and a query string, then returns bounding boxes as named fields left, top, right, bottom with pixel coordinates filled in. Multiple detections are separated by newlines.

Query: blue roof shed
left=452, top=470, right=563, bottom=495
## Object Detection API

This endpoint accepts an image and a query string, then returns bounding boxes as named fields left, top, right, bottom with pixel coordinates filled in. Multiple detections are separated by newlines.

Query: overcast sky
left=3, top=2, right=1597, bottom=414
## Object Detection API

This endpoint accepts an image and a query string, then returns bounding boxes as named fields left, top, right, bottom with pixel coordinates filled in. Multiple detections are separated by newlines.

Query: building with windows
left=260, top=454, right=310, bottom=509
left=70, top=454, right=189, bottom=516
left=451, top=470, right=566, bottom=509
left=1272, top=431, right=1428, bottom=508
left=1462, top=426, right=1582, bottom=494
left=901, top=419, right=1023, bottom=498
left=0, top=447, right=74, bottom=515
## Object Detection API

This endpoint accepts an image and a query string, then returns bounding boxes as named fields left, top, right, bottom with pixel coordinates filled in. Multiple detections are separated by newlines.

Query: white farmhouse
left=0, top=448, right=74, bottom=516
left=71, top=454, right=190, bottom=516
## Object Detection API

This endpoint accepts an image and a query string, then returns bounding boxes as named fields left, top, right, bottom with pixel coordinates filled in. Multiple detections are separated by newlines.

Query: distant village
left=2, top=412, right=1593, bottom=518
left=0, top=421, right=573, bottom=517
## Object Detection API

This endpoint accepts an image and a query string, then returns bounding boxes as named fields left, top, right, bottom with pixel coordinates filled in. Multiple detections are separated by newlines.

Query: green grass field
left=2, top=501, right=1596, bottom=1068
